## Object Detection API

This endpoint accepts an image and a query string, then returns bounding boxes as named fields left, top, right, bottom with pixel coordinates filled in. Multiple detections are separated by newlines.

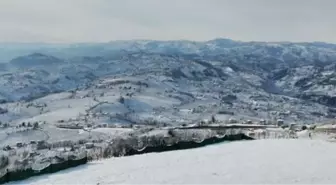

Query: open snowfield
left=9, top=139, right=336, bottom=184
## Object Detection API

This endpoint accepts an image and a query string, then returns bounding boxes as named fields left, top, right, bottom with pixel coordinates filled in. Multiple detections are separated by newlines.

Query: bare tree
left=211, top=115, right=216, bottom=123
left=118, top=96, right=125, bottom=104
left=33, top=122, right=39, bottom=129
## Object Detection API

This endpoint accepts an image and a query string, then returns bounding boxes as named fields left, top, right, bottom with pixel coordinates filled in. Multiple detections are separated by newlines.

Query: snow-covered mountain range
left=1, top=38, right=336, bottom=128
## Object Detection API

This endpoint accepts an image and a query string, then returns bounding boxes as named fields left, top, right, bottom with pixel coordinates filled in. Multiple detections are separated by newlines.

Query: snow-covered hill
left=9, top=139, right=336, bottom=184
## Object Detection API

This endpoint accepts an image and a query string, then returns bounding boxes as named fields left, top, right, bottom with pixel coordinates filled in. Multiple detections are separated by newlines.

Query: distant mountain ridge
left=10, top=53, right=63, bottom=68
left=1, top=38, right=336, bottom=61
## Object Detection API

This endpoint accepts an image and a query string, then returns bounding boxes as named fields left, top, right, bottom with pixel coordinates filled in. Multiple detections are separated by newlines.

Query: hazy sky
left=0, top=0, right=335, bottom=43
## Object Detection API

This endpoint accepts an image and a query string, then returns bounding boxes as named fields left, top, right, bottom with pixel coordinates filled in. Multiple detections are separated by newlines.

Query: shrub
left=301, top=125, right=307, bottom=130
left=167, top=129, right=175, bottom=137
left=0, top=154, right=9, bottom=169
left=33, top=122, right=39, bottom=129
left=211, top=115, right=216, bottom=123
left=310, top=125, right=316, bottom=130
left=118, top=96, right=125, bottom=104
left=36, top=140, right=49, bottom=150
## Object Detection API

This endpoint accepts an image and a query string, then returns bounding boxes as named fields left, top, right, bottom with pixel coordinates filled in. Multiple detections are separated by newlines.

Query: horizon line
left=0, top=38, right=335, bottom=45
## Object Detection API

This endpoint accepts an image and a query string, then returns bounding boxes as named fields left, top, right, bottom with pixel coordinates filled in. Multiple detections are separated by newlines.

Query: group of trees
left=20, top=122, right=39, bottom=129
left=0, top=122, right=9, bottom=128
left=0, top=121, right=43, bottom=130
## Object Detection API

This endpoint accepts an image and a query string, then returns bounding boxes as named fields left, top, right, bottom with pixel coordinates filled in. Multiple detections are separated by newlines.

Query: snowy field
left=9, top=139, right=336, bottom=184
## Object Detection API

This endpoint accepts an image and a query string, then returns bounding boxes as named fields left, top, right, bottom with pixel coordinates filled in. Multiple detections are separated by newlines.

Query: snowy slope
left=9, top=139, right=336, bottom=184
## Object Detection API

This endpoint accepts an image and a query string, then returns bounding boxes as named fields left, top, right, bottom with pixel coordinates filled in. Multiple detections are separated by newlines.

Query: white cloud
left=0, top=0, right=335, bottom=43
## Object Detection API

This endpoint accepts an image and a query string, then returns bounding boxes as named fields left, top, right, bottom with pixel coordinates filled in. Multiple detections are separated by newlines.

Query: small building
left=229, top=118, right=238, bottom=124
left=259, top=119, right=266, bottom=125
left=277, top=119, right=284, bottom=126
left=246, top=120, right=253, bottom=124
